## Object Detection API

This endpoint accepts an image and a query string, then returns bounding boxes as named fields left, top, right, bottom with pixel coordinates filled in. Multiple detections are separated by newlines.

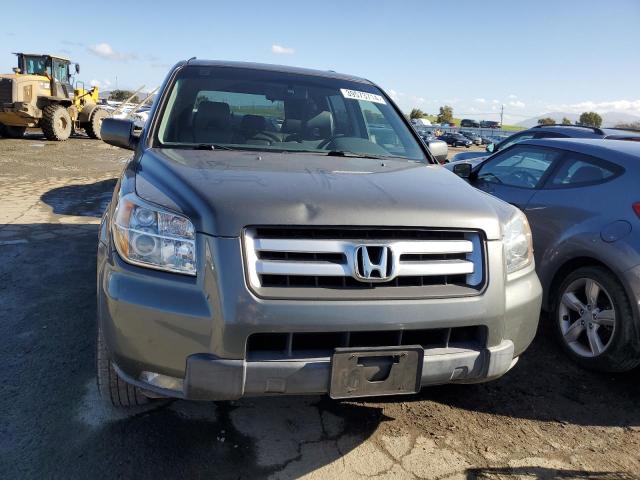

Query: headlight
left=112, top=193, right=196, bottom=275
left=503, top=209, right=533, bottom=275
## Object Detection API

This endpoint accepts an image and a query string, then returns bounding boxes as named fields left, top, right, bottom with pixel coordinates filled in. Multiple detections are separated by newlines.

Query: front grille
left=246, top=326, right=486, bottom=360
left=244, top=227, right=486, bottom=299
left=0, top=78, right=13, bottom=103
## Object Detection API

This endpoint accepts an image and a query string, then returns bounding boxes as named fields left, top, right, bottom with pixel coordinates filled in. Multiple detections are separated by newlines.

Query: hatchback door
left=472, top=144, right=562, bottom=210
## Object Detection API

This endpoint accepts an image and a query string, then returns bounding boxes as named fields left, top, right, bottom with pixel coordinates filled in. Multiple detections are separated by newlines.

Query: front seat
left=192, top=101, right=233, bottom=144
left=571, top=165, right=603, bottom=184
left=237, top=115, right=274, bottom=145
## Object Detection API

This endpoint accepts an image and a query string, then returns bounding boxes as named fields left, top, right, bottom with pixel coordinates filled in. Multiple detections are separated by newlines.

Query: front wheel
left=85, top=108, right=108, bottom=139
left=96, top=325, right=150, bottom=407
left=41, top=105, right=72, bottom=141
left=553, top=266, right=640, bottom=372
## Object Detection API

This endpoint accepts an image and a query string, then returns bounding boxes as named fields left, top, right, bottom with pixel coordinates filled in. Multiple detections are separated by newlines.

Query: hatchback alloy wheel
left=558, top=277, right=616, bottom=358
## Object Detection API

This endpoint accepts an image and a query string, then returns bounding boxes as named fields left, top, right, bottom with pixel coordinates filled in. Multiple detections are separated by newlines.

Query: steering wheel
left=506, top=169, right=538, bottom=187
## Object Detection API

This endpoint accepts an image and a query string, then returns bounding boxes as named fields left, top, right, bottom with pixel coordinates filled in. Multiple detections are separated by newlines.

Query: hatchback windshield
left=156, top=66, right=426, bottom=161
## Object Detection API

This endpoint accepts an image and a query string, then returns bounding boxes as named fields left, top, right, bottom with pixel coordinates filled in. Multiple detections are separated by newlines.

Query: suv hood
left=135, top=148, right=507, bottom=239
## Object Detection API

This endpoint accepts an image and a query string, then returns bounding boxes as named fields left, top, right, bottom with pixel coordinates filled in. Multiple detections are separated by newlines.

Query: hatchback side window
left=547, top=152, right=622, bottom=187
left=477, top=145, right=560, bottom=189
left=497, top=132, right=535, bottom=151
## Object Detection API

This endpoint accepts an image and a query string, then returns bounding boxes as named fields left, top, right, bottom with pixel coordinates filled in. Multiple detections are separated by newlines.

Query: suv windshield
left=156, top=66, right=426, bottom=161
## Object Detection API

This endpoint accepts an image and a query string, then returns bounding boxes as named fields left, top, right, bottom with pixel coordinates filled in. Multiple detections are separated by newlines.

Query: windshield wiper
left=191, top=143, right=236, bottom=151
left=325, top=150, right=405, bottom=160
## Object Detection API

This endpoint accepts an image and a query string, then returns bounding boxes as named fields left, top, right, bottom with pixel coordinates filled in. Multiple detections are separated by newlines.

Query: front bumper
left=97, top=233, right=542, bottom=401
left=114, top=340, right=516, bottom=400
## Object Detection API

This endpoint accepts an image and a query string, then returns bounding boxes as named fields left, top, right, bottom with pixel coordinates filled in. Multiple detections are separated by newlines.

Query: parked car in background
left=461, top=119, right=480, bottom=128
left=96, top=60, right=541, bottom=407
left=480, top=120, right=501, bottom=129
left=460, top=130, right=482, bottom=145
left=451, top=124, right=640, bottom=163
left=411, top=118, right=432, bottom=128
left=419, top=132, right=448, bottom=163
left=448, top=138, right=640, bottom=372
left=439, top=132, right=472, bottom=147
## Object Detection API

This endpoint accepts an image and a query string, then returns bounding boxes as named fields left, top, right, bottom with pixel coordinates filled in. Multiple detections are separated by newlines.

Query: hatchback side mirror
left=452, top=162, right=472, bottom=179
left=486, top=143, right=495, bottom=153
left=101, top=118, right=138, bottom=150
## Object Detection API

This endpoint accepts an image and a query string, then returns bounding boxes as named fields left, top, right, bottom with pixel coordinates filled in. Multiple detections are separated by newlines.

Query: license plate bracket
left=330, top=346, right=424, bottom=399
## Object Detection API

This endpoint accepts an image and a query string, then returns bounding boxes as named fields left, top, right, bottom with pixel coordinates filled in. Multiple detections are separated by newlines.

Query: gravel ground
left=1, top=132, right=639, bottom=480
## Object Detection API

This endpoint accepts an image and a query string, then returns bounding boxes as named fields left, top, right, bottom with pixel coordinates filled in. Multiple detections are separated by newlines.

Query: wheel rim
left=558, top=277, right=616, bottom=358
left=58, top=115, right=68, bottom=131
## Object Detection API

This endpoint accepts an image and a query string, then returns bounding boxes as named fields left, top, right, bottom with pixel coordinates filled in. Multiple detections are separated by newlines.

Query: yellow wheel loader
left=0, top=53, right=108, bottom=141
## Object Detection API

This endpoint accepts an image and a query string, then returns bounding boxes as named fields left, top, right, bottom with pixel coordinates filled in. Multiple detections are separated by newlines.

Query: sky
left=2, top=0, right=639, bottom=125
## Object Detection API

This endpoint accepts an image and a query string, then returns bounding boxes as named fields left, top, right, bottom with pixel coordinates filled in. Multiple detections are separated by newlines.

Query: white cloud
left=474, top=98, right=486, bottom=104
left=508, top=94, right=518, bottom=99
left=545, top=99, right=640, bottom=116
left=508, top=100, right=526, bottom=108
left=89, top=79, right=112, bottom=89
left=492, top=99, right=500, bottom=104
left=87, top=43, right=136, bottom=61
left=271, top=44, right=295, bottom=55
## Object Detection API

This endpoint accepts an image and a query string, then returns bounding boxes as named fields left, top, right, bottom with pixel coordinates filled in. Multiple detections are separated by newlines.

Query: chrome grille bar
left=244, top=227, right=485, bottom=299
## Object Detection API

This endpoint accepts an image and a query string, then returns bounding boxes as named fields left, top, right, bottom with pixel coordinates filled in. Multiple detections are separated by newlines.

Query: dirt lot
left=1, top=132, right=639, bottom=480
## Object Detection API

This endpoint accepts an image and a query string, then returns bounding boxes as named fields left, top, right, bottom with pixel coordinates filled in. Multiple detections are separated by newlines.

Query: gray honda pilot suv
left=97, top=60, right=542, bottom=407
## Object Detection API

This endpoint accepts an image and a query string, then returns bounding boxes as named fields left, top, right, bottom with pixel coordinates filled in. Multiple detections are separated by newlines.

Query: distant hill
left=517, top=111, right=640, bottom=128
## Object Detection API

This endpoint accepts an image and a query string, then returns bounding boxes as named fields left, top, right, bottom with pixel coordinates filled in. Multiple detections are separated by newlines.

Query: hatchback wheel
left=553, top=266, right=640, bottom=372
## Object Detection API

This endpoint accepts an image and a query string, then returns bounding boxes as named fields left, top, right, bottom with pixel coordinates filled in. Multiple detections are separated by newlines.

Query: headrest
left=303, top=111, right=334, bottom=139
left=240, top=114, right=267, bottom=133
left=195, top=101, right=230, bottom=127
left=571, top=165, right=603, bottom=184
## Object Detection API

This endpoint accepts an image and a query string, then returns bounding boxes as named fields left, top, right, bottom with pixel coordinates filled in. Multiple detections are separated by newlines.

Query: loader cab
left=15, top=53, right=75, bottom=98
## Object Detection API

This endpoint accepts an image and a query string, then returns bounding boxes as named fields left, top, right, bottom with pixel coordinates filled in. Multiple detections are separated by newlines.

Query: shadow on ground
left=465, top=466, right=636, bottom=480
left=40, top=178, right=117, bottom=217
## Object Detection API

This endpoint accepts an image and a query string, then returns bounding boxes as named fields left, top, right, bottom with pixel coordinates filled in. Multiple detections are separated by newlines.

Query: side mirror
left=75, top=63, right=80, bottom=74
left=452, top=162, right=472, bottom=179
left=486, top=143, right=495, bottom=153
left=101, top=118, right=138, bottom=150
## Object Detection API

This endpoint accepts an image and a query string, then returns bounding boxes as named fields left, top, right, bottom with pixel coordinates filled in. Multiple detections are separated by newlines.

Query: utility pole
left=500, top=104, right=504, bottom=127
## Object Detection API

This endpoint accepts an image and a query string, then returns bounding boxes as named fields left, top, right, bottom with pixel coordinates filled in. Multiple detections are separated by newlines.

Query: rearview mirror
left=75, top=63, right=80, bottom=74
left=452, top=162, right=472, bottom=179
left=101, top=118, right=138, bottom=150
left=486, top=143, right=495, bottom=153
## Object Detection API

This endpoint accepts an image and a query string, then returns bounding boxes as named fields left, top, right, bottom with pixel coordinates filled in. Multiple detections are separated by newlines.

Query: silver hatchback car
left=451, top=138, right=640, bottom=372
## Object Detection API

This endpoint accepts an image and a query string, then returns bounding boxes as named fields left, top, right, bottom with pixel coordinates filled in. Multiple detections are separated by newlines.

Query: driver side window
left=478, top=145, right=560, bottom=189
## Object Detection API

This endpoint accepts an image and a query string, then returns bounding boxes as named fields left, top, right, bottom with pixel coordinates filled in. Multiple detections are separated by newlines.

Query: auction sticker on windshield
left=340, top=88, right=386, bottom=105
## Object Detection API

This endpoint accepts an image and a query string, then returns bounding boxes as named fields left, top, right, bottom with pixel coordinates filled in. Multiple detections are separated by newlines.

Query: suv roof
left=184, top=59, right=371, bottom=84
left=531, top=123, right=640, bottom=139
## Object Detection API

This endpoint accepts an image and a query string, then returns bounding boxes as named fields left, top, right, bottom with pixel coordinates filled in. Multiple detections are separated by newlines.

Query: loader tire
left=86, top=108, right=108, bottom=140
left=41, top=105, right=72, bottom=141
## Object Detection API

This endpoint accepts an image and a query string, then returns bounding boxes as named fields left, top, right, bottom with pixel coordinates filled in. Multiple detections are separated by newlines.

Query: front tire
left=96, top=325, right=150, bottom=407
left=85, top=108, right=108, bottom=139
left=41, top=105, right=72, bottom=141
left=553, top=266, right=640, bottom=372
